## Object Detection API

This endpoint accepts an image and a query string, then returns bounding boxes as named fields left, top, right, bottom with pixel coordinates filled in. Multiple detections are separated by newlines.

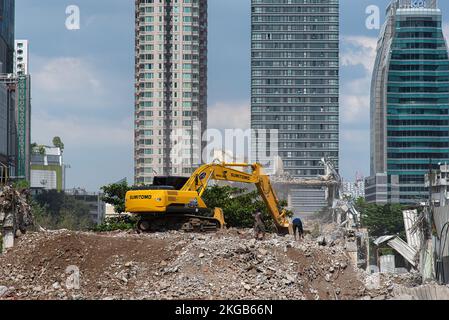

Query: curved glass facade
left=369, top=0, right=449, bottom=204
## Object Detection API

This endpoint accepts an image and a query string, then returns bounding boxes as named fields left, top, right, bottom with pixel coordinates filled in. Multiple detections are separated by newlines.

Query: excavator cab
left=152, top=176, right=189, bottom=190
left=131, top=176, right=189, bottom=191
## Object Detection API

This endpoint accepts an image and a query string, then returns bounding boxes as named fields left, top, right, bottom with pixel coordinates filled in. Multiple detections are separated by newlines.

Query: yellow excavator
left=125, top=161, right=290, bottom=234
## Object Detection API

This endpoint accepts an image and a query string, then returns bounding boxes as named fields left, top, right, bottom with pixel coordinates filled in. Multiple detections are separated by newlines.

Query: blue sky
left=15, top=0, right=449, bottom=190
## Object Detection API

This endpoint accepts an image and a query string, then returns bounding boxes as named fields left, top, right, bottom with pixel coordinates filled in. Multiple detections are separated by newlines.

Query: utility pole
left=63, top=164, right=71, bottom=191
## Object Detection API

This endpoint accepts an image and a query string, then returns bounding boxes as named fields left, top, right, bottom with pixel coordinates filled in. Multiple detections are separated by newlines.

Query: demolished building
left=0, top=185, right=33, bottom=252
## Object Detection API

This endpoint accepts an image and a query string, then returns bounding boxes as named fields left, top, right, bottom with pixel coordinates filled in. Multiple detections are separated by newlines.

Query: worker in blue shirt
left=292, top=217, right=304, bottom=241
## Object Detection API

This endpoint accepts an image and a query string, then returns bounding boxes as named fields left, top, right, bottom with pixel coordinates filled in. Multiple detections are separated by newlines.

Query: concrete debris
left=0, top=220, right=447, bottom=300
left=0, top=186, right=34, bottom=231
left=0, top=226, right=367, bottom=300
left=0, top=186, right=34, bottom=252
left=355, top=269, right=445, bottom=300
left=317, top=236, right=327, bottom=246
left=390, top=294, right=416, bottom=300
left=393, top=284, right=449, bottom=300
left=0, top=286, right=9, bottom=297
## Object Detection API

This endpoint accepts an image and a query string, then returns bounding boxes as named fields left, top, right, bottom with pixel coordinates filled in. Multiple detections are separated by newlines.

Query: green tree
left=33, top=190, right=94, bottom=231
left=356, top=198, right=406, bottom=240
left=13, top=179, right=30, bottom=190
left=38, top=145, right=46, bottom=155
left=52, top=136, right=64, bottom=151
left=101, top=181, right=130, bottom=214
left=31, top=200, right=55, bottom=229
left=202, top=185, right=293, bottom=231
left=35, top=190, right=66, bottom=216
left=31, top=142, right=46, bottom=155
left=94, top=215, right=138, bottom=232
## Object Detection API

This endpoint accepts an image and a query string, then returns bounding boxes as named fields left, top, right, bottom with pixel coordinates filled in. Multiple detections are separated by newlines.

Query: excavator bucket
left=213, top=207, right=226, bottom=229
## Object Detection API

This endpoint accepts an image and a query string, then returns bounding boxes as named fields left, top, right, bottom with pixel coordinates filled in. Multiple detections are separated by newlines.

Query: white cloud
left=340, top=129, right=370, bottom=179
left=32, top=56, right=107, bottom=109
left=341, top=36, right=378, bottom=73
left=341, top=94, right=370, bottom=125
left=208, top=101, right=250, bottom=130
left=339, top=35, right=378, bottom=179
left=32, top=113, right=133, bottom=148
left=340, top=35, right=376, bottom=126
left=342, top=72, right=372, bottom=94
left=342, top=129, right=370, bottom=145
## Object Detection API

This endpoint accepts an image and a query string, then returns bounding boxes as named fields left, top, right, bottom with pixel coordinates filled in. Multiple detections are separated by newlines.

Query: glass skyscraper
left=367, top=0, right=449, bottom=204
left=134, top=0, right=208, bottom=184
left=0, top=0, right=14, bottom=183
left=250, top=0, right=339, bottom=179
left=0, top=0, right=14, bottom=73
left=250, top=0, right=339, bottom=215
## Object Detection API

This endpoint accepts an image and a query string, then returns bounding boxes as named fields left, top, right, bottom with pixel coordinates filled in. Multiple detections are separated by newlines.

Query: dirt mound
left=0, top=231, right=178, bottom=299
left=0, top=229, right=366, bottom=300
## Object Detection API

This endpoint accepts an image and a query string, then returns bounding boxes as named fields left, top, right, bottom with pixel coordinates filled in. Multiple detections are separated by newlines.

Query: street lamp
left=64, top=164, right=71, bottom=190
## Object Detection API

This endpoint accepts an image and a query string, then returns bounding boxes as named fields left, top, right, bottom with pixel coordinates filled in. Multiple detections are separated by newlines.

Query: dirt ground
left=0, top=228, right=371, bottom=300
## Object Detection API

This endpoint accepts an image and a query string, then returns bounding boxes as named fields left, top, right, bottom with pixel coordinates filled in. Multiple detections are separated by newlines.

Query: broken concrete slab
left=393, top=284, right=449, bottom=300
left=2, top=229, right=14, bottom=252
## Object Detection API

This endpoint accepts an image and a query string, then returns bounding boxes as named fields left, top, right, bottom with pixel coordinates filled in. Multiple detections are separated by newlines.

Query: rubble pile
left=143, top=230, right=363, bottom=300
left=0, top=186, right=34, bottom=236
left=0, top=228, right=366, bottom=300
left=2, top=224, right=440, bottom=300
left=359, top=270, right=423, bottom=300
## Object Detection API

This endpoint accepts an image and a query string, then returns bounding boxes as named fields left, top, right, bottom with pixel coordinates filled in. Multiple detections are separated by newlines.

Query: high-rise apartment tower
left=134, top=0, right=208, bottom=184
left=250, top=0, right=339, bottom=214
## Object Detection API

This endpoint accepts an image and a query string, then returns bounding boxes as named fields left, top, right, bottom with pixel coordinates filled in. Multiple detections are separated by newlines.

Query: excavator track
left=136, top=214, right=221, bottom=233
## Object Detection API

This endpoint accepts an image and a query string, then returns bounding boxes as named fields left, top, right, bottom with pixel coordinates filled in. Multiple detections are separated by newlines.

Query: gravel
left=1, top=224, right=432, bottom=300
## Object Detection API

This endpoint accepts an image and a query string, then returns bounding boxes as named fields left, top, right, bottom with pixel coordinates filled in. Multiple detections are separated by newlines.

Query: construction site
left=1, top=159, right=449, bottom=301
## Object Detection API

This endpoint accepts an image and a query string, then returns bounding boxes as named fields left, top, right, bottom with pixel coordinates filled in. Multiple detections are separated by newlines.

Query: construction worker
left=292, top=217, right=304, bottom=241
left=253, top=210, right=265, bottom=240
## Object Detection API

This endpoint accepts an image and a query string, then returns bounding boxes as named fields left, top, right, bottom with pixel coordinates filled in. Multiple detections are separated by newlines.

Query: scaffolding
left=0, top=74, right=16, bottom=185
left=0, top=73, right=30, bottom=182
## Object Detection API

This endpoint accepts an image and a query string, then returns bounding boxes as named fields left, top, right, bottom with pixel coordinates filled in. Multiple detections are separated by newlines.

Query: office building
left=5, top=39, right=32, bottom=182
left=343, top=179, right=366, bottom=200
left=367, top=0, right=449, bottom=204
left=0, top=0, right=15, bottom=74
left=66, top=188, right=106, bottom=225
left=250, top=0, right=339, bottom=215
left=14, top=40, right=28, bottom=75
left=30, top=146, right=65, bottom=192
left=0, top=0, right=14, bottom=182
left=134, top=0, right=208, bottom=184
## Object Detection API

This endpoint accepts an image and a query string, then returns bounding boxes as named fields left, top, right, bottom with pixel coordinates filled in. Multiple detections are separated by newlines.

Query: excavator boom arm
left=180, top=162, right=290, bottom=232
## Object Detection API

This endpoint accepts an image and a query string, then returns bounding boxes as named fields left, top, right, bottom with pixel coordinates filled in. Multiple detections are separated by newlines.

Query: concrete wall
left=380, top=255, right=396, bottom=273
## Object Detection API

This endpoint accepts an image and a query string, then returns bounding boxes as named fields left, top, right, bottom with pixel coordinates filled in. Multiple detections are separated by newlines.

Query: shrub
left=93, top=215, right=138, bottom=232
